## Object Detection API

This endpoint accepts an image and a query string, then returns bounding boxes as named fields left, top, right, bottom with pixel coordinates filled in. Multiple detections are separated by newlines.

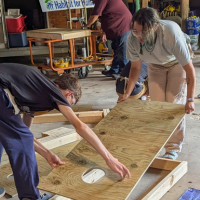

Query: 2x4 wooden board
left=38, top=99, right=185, bottom=200
left=26, top=28, right=91, bottom=40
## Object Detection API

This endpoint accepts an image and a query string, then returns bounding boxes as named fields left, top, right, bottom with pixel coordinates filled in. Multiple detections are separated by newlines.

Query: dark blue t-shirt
left=0, top=63, right=70, bottom=112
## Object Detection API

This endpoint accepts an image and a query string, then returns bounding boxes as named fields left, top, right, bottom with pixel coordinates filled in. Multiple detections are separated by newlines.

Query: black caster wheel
left=78, top=67, right=89, bottom=79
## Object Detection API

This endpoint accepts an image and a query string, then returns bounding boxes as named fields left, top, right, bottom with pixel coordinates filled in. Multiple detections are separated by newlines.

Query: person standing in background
left=86, top=0, right=132, bottom=80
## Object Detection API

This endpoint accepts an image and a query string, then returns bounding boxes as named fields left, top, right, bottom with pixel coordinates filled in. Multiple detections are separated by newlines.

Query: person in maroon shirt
left=86, top=0, right=132, bottom=79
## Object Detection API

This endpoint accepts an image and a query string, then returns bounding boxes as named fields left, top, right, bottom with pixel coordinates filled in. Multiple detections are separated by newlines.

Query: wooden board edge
left=49, top=195, right=72, bottom=200
left=141, top=161, right=188, bottom=200
left=33, top=111, right=103, bottom=124
left=103, top=109, right=110, bottom=118
left=150, top=157, right=181, bottom=171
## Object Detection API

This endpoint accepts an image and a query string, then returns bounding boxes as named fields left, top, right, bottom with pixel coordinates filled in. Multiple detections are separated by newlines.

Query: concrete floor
left=1, top=54, right=200, bottom=199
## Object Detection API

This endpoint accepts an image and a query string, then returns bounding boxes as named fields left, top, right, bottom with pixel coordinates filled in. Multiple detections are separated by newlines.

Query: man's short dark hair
left=54, top=73, right=82, bottom=104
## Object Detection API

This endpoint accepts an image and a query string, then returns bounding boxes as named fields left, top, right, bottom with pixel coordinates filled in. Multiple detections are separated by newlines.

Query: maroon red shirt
left=92, top=0, right=132, bottom=40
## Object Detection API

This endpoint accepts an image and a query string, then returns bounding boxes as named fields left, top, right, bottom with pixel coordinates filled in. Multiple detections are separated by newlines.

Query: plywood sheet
left=38, top=99, right=185, bottom=200
left=26, top=28, right=91, bottom=40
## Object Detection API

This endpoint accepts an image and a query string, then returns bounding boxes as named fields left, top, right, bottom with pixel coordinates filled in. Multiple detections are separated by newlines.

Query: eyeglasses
left=131, top=29, right=151, bottom=38
left=71, top=94, right=76, bottom=106
left=132, top=25, right=158, bottom=40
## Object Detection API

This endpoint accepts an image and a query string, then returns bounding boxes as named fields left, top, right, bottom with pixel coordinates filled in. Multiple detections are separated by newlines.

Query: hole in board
left=82, top=168, right=105, bottom=184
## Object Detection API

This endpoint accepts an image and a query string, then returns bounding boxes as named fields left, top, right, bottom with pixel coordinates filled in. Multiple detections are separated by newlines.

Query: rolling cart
left=26, top=28, right=113, bottom=79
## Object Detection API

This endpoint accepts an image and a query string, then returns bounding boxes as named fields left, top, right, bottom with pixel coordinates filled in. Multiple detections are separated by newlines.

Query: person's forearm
left=125, top=61, right=141, bottom=96
left=58, top=105, right=112, bottom=161
left=86, top=15, right=99, bottom=27
left=34, top=138, right=51, bottom=158
left=183, top=60, right=196, bottom=99
left=57, top=104, right=131, bottom=179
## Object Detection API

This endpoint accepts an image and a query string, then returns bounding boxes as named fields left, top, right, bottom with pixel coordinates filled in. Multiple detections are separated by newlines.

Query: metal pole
left=84, top=0, right=90, bottom=57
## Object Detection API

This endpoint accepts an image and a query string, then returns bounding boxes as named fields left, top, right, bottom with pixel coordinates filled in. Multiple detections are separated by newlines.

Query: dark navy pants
left=0, top=89, right=40, bottom=200
left=110, top=31, right=130, bottom=74
left=116, top=61, right=148, bottom=95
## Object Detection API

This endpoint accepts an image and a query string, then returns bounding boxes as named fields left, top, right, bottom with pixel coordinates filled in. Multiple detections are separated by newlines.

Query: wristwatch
left=187, top=98, right=194, bottom=102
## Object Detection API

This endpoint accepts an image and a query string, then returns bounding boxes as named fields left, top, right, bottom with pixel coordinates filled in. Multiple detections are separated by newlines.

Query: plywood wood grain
left=38, top=99, right=185, bottom=200
left=26, top=28, right=91, bottom=40
left=0, top=141, right=80, bottom=197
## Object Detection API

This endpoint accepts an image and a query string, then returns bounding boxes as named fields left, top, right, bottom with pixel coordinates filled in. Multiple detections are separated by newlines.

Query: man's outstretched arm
left=57, top=103, right=131, bottom=180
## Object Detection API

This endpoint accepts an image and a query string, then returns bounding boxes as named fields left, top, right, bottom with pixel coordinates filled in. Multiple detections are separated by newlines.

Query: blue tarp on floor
left=179, top=188, right=200, bottom=200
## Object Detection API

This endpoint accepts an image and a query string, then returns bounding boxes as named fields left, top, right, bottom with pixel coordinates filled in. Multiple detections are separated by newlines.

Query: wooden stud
left=142, top=0, right=149, bottom=8
left=49, top=106, right=93, bottom=114
left=37, top=128, right=82, bottom=150
left=181, top=0, right=189, bottom=33
left=103, top=109, right=110, bottom=118
left=149, top=157, right=181, bottom=171
left=142, top=161, right=187, bottom=200
left=33, top=111, right=103, bottom=124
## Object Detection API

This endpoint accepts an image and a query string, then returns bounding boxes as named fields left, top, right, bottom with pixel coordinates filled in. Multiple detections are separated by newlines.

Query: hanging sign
left=39, top=0, right=94, bottom=12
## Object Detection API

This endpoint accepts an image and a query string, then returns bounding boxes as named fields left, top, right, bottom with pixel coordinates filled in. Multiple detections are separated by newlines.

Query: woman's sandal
left=163, top=151, right=178, bottom=160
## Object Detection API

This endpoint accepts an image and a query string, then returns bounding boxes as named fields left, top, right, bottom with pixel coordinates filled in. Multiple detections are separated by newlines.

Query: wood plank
left=49, top=106, right=93, bottom=114
left=142, top=161, right=187, bottom=200
left=38, top=128, right=82, bottom=150
left=71, top=106, right=93, bottom=112
left=150, top=157, right=181, bottom=171
left=42, top=127, right=77, bottom=137
left=26, top=28, right=91, bottom=40
left=38, top=99, right=185, bottom=200
left=103, top=109, right=110, bottom=118
left=33, top=111, right=103, bottom=124
left=142, top=0, right=149, bottom=7
left=0, top=141, right=80, bottom=197
left=181, top=0, right=189, bottom=33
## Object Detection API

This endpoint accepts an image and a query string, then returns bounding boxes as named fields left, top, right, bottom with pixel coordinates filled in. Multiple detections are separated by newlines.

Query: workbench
left=26, top=28, right=113, bottom=78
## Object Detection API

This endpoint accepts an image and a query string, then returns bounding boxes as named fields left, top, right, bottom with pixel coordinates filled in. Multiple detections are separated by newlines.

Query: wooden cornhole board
left=39, top=99, right=185, bottom=200
left=26, top=28, right=91, bottom=40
